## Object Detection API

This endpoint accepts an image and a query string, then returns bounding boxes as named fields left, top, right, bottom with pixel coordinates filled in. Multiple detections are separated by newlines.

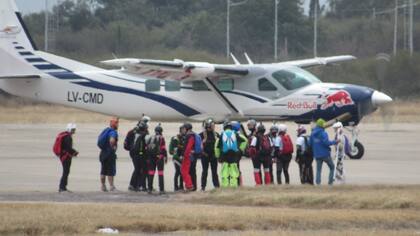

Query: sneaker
left=101, top=185, right=108, bottom=192
left=159, top=191, right=166, bottom=195
left=128, top=186, right=137, bottom=192
left=109, top=186, right=117, bottom=192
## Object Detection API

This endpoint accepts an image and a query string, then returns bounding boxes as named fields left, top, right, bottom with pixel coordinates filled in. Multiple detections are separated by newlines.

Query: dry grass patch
left=0, top=202, right=419, bottom=235
left=187, top=185, right=420, bottom=210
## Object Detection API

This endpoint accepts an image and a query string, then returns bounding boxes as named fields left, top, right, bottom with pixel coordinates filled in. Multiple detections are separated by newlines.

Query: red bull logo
left=321, top=90, right=354, bottom=110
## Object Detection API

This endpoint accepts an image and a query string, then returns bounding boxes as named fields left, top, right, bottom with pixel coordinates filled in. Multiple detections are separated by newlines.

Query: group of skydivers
left=55, top=116, right=348, bottom=193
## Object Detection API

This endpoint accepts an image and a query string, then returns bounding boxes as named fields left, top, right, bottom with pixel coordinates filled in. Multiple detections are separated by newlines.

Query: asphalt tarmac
left=0, top=122, right=419, bottom=202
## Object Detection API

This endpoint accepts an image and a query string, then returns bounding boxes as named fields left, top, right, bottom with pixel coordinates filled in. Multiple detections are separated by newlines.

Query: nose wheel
left=345, top=126, right=365, bottom=160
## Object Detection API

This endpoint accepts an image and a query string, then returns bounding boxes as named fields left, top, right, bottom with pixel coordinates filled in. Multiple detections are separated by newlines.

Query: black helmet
left=223, top=120, right=232, bottom=130
left=155, top=124, right=163, bottom=134
left=183, top=123, right=193, bottom=131
left=257, top=123, right=266, bottom=134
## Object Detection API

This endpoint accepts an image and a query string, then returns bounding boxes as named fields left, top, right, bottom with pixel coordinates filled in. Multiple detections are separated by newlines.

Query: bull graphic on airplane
left=0, top=0, right=392, bottom=159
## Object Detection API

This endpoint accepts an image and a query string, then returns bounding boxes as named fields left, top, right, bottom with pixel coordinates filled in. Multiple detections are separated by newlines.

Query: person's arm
left=249, top=137, right=257, bottom=158
left=322, top=131, right=337, bottom=147
left=62, top=135, right=77, bottom=156
left=239, top=134, right=248, bottom=154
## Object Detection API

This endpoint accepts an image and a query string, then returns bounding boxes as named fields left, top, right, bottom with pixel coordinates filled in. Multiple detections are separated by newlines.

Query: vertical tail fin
left=0, top=0, right=37, bottom=51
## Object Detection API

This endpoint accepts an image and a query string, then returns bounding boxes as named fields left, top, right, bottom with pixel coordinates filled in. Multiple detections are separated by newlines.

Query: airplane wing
left=101, top=58, right=249, bottom=81
left=283, top=55, right=356, bottom=68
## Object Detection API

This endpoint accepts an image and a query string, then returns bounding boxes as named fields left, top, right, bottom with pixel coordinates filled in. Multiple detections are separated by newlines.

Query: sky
left=16, top=0, right=328, bottom=15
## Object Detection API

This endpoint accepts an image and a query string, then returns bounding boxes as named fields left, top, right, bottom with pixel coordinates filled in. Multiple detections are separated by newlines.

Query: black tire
left=348, top=141, right=364, bottom=160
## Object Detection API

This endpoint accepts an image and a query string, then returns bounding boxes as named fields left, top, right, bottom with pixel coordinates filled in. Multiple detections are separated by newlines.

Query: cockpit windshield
left=272, top=67, right=321, bottom=91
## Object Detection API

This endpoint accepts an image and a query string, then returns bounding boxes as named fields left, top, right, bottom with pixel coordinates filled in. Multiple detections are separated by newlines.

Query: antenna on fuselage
left=244, top=52, right=254, bottom=65
left=230, top=53, right=241, bottom=65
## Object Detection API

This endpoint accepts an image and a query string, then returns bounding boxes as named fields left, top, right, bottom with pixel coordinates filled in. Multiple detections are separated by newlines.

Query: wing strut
left=204, top=77, right=240, bottom=115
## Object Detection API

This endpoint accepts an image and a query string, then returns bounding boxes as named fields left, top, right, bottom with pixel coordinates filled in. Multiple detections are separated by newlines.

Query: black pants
left=269, top=158, right=274, bottom=184
left=277, top=154, right=292, bottom=184
left=130, top=157, right=147, bottom=190
left=174, top=162, right=184, bottom=191
left=190, top=159, right=197, bottom=191
left=148, top=157, right=165, bottom=192
left=201, top=155, right=219, bottom=190
left=301, top=158, right=314, bottom=185
left=59, top=158, right=72, bottom=190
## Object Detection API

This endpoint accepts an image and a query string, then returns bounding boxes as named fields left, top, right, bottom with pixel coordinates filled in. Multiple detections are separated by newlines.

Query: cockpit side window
left=258, top=78, right=277, bottom=91
left=272, top=67, right=320, bottom=91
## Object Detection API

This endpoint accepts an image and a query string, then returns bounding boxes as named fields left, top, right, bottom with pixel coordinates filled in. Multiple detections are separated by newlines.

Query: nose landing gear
left=345, top=126, right=365, bottom=159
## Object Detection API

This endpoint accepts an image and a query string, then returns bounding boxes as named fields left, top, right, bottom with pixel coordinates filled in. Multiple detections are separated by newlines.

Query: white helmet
left=66, top=123, right=77, bottom=132
left=278, top=124, right=287, bottom=133
left=332, top=122, right=343, bottom=129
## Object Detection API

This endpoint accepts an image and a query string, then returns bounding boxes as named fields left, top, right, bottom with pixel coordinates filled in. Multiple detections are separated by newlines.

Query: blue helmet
left=232, top=122, right=241, bottom=132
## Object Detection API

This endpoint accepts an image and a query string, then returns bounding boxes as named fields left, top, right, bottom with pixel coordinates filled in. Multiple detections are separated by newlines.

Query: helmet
left=332, top=122, right=343, bottom=129
left=66, top=123, right=77, bottom=132
left=270, top=125, right=279, bottom=133
left=223, top=120, right=232, bottom=130
left=141, top=116, right=151, bottom=124
left=278, top=124, right=287, bottom=133
left=257, top=123, right=266, bottom=134
left=316, top=118, right=326, bottom=128
left=232, top=122, right=241, bottom=132
left=247, top=119, right=257, bottom=127
left=155, top=124, right=163, bottom=134
left=297, top=125, right=307, bottom=136
left=137, top=122, right=148, bottom=132
left=204, top=118, right=215, bottom=129
left=183, top=123, right=193, bottom=131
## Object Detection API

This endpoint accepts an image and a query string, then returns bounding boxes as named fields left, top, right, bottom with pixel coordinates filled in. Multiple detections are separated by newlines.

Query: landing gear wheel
left=348, top=141, right=364, bottom=160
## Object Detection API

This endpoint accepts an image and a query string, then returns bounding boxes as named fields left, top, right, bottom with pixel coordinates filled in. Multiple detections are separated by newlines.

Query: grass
left=0, top=185, right=419, bottom=235
left=186, top=185, right=420, bottom=210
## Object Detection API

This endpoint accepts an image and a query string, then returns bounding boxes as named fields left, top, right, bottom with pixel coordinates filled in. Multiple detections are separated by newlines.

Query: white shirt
left=296, top=136, right=306, bottom=152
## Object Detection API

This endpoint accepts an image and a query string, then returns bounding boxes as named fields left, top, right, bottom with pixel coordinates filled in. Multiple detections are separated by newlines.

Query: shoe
left=200, top=188, right=205, bottom=192
left=101, top=185, right=108, bottom=192
left=159, top=191, right=166, bottom=195
left=109, top=186, right=117, bottom=192
left=147, top=190, right=153, bottom=194
left=128, top=186, right=137, bottom=192
left=58, top=188, right=66, bottom=193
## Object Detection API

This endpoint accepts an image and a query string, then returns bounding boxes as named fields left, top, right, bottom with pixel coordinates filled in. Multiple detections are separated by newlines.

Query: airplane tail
left=0, top=0, right=42, bottom=78
left=0, top=0, right=101, bottom=79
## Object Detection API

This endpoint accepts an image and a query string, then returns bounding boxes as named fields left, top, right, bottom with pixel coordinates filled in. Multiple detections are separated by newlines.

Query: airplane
left=0, top=0, right=392, bottom=160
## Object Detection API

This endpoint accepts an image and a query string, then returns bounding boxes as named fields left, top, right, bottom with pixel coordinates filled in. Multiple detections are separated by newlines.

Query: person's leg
left=269, top=157, right=274, bottom=184
left=210, top=156, right=220, bottom=188
left=100, top=159, right=107, bottom=191
left=252, top=158, right=262, bottom=185
left=181, top=156, right=193, bottom=190
left=129, top=157, right=138, bottom=190
left=229, top=159, right=240, bottom=187
left=308, top=160, right=314, bottom=185
left=108, top=157, right=117, bottom=191
left=221, top=162, right=229, bottom=187
left=148, top=158, right=156, bottom=193
left=299, top=160, right=305, bottom=184
left=263, top=157, right=271, bottom=185
left=201, top=156, right=209, bottom=191
left=276, top=157, right=283, bottom=184
left=59, top=158, right=71, bottom=191
left=316, top=158, right=323, bottom=185
left=326, top=157, right=335, bottom=185
left=283, top=155, right=291, bottom=184
left=190, top=159, right=197, bottom=191
left=157, top=158, right=165, bottom=193
left=174, top=162, right=180, bottom=191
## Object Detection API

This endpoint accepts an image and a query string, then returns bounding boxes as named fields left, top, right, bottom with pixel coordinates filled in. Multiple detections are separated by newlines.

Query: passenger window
left=258, top=78, right=277, bottom=91
left=145, top=79, right=161, bottom=92
left=217, top=79, right=234, bottom=91
left=165, top=80, right=181, bottom=92
left=192, top=81, right=209, bottom=91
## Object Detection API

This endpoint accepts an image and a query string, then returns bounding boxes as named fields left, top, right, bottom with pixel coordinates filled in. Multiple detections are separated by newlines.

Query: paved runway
left=0, top=122, right=419, bottom=194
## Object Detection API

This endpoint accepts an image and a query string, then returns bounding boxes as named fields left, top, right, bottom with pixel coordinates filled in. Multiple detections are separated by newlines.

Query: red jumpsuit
left=181, top=134, right=195, bottom=190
